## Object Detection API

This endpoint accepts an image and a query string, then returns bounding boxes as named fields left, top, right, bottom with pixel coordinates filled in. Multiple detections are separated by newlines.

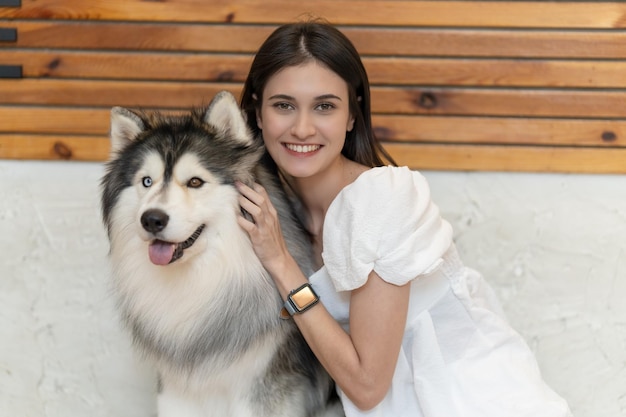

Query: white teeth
left=285, top=144, right=321, bottom=153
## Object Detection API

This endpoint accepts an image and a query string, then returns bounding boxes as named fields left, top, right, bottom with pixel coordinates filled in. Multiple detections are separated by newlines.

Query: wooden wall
left=1, top=0, right=626, bottom=173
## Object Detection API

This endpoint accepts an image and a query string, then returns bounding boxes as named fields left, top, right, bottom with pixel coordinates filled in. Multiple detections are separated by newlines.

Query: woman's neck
left=283, top=156, right=368, bottom=237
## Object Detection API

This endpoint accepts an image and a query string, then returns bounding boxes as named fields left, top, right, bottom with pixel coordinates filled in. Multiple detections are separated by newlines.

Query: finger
left=237, top=213, right=256, bottom=232
left=250, top=184, right=280, bottom=218
left=236, top=181, right=263, bottom=204
left=238, top=195, right=261, bottom=217
left=240, top=182, right=273, bottom=211
left=234, top=180, right=251, bottom=193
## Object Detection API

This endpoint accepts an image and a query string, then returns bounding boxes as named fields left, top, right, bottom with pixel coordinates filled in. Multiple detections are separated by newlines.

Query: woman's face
left=257, top=61, right=355, bottom=180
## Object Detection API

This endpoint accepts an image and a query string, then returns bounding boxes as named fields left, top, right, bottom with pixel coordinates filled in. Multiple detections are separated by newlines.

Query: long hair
left=240, top=20, right=396, bottom=168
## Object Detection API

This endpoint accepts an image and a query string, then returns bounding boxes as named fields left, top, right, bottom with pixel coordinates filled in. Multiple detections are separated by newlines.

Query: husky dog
left=100, top=91, right=343, bottom=417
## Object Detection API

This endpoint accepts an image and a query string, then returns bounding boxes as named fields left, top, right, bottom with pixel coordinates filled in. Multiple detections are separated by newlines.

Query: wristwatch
left=280, top=283, right=320, bottom=319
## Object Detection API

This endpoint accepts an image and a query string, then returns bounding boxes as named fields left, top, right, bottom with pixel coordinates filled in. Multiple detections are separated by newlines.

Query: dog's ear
left=109, top=107, right=146, bottom=156
left=204, top=91, right=252, bottom=146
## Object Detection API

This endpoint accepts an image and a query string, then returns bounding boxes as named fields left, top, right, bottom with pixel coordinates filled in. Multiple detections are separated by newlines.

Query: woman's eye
left=187, top=177, right=204, bottom=188
left=316, top=102, right=335, bottom=111
left=274, top=102, right=294, bottom=111
left=142, top=176, right=153, bottom=187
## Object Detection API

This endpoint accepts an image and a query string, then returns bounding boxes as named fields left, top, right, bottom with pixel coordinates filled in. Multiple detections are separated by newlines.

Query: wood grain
left=4, top=51, right=626, bottom=88
left=2, top=1, right=625, bottom=172
left=2, top=1, right=625, bottom=28
left=4, top=21, right=626, bottom=59
left=384, top=143, right=626, bottom=174
left=0, top=135, right=110, bottom=161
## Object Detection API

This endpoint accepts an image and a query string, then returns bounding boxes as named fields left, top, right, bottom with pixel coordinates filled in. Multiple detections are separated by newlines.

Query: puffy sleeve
left=322, top=166, right=453, bottom=291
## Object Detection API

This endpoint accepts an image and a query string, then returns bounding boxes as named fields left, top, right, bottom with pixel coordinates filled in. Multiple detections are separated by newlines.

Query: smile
left=284, top=143, right=321, bottom=153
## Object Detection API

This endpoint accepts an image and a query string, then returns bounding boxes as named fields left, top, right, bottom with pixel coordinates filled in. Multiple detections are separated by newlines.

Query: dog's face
left=129, top=151, right=227, bottom=265
left=101, top=91, right=263, bottom=266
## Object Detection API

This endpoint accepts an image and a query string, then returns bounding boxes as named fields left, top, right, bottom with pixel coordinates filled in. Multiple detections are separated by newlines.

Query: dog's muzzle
left=142, top=209, right=205, bottom=265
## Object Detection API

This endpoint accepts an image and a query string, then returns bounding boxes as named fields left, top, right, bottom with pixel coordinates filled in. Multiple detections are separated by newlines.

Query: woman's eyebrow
left=267, top=93, right=343, bottom=101
left=267, top=94, right=294, bottom=101
left=315, top=94, right=342, bottom=101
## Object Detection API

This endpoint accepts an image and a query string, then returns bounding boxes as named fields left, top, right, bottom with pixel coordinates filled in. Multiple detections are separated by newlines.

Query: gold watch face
left=292, top=285, right=317, bottom=310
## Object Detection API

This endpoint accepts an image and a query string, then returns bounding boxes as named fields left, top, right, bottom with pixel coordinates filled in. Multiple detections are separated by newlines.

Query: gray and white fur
left=100, top=91, right=343, bottom=417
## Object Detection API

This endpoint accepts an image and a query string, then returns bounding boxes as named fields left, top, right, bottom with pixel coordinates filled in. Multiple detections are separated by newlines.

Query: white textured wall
left=1, top=160, right=624, bottom=417
left=0, top=160, right=156, bottom=417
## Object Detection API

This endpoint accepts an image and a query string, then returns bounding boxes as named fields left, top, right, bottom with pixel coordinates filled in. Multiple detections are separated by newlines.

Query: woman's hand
left=236, top=181, right=291, bottom=276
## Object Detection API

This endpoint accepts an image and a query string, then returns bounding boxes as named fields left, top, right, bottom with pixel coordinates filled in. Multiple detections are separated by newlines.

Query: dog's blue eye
left=142, top=177, right=153, bottom=187
left=187, top=177, right=204, bottom=188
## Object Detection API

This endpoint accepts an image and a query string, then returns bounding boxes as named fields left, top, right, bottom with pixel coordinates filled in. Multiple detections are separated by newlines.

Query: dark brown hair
left=240, top=20, right=396, bottom=168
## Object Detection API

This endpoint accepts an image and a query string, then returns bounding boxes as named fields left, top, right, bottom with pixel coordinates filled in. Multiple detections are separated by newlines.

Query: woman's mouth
left=284, top=143, right=321, bottom=154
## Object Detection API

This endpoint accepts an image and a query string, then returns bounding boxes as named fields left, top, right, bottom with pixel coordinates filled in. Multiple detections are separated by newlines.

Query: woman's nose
left=290, top=111, right=316, bottom=139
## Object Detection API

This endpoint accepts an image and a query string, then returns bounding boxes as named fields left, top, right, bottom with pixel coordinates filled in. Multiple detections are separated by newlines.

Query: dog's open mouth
left=148, top=224, right=205, bottom=266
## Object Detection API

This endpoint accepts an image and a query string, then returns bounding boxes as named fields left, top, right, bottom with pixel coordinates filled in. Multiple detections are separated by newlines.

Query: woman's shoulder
left=325, top=165, right=436, bottom=239
left=322, top=165, right=452, bottom=291
left=336, top=165, right=431, bottom=207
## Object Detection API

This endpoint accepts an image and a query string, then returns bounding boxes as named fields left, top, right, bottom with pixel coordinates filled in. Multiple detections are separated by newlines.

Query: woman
left=236, top=20, right=572, bottom=417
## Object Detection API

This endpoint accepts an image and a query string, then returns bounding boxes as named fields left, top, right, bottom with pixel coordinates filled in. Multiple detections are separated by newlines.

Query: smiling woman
left=235, top=20, right=573, bottom=416
left=256, top=62, right=357, bottom=180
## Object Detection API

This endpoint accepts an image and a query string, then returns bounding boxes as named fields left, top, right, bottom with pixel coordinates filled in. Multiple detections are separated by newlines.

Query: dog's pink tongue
left=149, top=241, right=175, bottom=265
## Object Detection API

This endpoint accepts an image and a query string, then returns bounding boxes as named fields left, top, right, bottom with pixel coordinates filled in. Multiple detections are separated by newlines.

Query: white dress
left=308, top=166, right=572, bottom=417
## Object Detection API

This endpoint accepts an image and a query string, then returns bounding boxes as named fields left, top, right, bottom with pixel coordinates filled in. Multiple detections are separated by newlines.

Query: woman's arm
left=237, top=181, right=410, bottom=410
left=296, top=265, right=410, bottom=410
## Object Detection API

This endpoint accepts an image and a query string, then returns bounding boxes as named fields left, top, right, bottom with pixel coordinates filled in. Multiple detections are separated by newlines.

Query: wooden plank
left=0, top=50, right=252, bottom=82
left=4, top=50, right=626, bottom=88
left=347, top=27, right=626, bottom=59
left=384, top=142, right=626, bottom=174
left=373, top=115, right=626, bottom=147
left=2, top=107, right=624, bottom=148
left=4, top=80, right=626, bottom=119
left=0, top=107, right=108, bottom=135
left=1, top=1, right=625, bottom=29
left=0, top=79, right=241, bottom=109
left=5, top=21, right=626, bottom=59
left=2, top=133, right=625, bottom=174
left=0, top=134, right=110, bottom=161
left=3, top=22, right=271, bottom=54
left=364, top=58, right=626, bottom=88
left=372, top=88, right=626, bottom=118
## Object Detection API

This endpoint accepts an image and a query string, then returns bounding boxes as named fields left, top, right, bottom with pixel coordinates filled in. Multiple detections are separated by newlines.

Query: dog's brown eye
left=187, top=177, right=204, bottom=188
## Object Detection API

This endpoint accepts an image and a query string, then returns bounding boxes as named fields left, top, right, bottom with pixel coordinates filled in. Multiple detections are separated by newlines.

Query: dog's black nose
left=141, top=209, right=169, bottom=234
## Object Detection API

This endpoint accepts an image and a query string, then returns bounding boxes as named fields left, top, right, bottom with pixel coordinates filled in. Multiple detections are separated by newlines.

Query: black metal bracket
left=0, top=0, right=21, bottom=7
left=0, top=28, right=17, bottom=42
left=0, top=65, right=22, bottom=78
